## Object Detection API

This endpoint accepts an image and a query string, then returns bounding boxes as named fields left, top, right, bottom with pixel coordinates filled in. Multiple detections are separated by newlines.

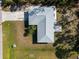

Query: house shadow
left=32, top=26, right=37, bottom=44
left=24, top=12, right=29, bottom=36
left=24, top=12, right=37, bottom=44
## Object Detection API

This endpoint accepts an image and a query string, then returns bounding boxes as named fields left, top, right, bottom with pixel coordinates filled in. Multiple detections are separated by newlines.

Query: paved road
left=0, top=24, right=2, bottom=59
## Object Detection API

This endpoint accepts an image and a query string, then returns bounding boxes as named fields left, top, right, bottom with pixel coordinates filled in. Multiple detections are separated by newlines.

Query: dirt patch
left=14, top=21, right=53, bottom=48
left=12, top=21, right=57, bottom=59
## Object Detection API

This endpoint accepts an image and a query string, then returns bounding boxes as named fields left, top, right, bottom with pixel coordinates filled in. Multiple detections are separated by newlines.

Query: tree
left=55, top=46, right=71, bottom=59
left=2, top=0, right=14, bottom=9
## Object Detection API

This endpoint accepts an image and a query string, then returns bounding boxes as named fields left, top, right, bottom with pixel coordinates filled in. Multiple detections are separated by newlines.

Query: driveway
left=2, top=11, right=24, bottom=22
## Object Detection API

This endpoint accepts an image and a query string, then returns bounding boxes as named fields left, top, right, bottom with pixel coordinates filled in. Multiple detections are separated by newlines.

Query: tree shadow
left=10, top=3, right=17, bottom=12
left=73, top=22, right=79, bottom=53
left=10, top=3, right=23, bottom=11
left=55, top=46, right=71, bottom=59
left=75, top=10, right=79, bottom=19
left=32, top=26, right=37, bottom=44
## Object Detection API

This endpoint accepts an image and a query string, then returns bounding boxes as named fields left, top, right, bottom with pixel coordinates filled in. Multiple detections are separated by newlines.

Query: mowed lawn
left=3, top=21, right=15, bottom=59
left=3, top=21, right=57, bottom=59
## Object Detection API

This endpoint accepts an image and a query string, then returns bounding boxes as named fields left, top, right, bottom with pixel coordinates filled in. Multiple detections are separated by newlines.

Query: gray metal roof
left=29, top=6, right=56, bottom=43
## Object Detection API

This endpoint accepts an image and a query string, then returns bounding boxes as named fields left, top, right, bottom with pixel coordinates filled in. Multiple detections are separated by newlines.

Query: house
left=28, top=6, right=57, bottom=43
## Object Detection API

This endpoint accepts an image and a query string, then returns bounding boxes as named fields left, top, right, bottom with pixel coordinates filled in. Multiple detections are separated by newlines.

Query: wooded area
left=2, top=0, right=79, bottom=7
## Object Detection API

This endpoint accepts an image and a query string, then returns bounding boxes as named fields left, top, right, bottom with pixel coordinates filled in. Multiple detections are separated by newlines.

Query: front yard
left=3, top=21, right=57, bottom=59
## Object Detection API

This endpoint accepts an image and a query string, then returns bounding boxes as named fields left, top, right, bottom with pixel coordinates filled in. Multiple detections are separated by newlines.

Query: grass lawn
left=3, top=21, right=57, bottom=59
left=3, top=21, right=15, bottom=59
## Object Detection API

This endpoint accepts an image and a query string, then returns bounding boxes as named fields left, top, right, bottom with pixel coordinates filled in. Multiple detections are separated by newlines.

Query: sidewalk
left=0, top=24, right=2, bottom=59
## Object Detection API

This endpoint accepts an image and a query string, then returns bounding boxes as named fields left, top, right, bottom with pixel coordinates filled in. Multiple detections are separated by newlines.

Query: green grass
left=14, top=48, right=56, bottom=59
left=3, top=21, right=15, bottom=59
